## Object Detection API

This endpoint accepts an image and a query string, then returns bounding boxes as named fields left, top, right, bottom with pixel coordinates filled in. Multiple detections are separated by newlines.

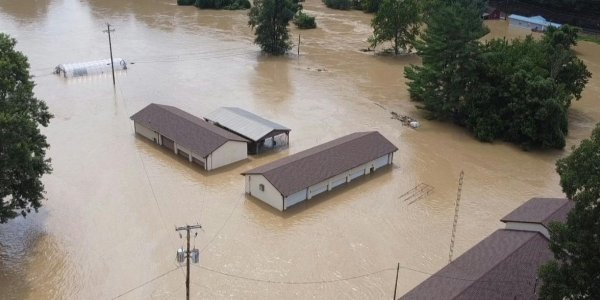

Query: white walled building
left=241, top=131, right=398, bottom=211
left=130, top=103, right=248, bottom=171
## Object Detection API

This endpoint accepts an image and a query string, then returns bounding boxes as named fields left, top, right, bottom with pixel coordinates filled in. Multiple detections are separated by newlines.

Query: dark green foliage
left=405, top=0, right=489, bottom=120
left=323, top=0, right=352, bottom=10
left=195, top=0, right=251, bottom=9
left=249, top=0, right=298, bottom=55
left=0, top=33, right=52, bottom=223
left=177, top=0, right=195, bottom=5
left=370, top=0, right=421, bottom=55
left=362, top=0, right=382, bottom=12
left=522, top=0, right=600, bottom=13
left=538, top=124, right=600, bottom=299
left=405, top=0, right=591, bottom=149
left=293, top=11, right=317, bottom=29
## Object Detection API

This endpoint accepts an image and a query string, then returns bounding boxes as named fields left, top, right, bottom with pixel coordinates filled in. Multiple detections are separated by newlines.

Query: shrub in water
left=322, top=0, right=352, bottom=10
left=293, top=11, right=316, bottom=29
left=177, top=0, right=195, bottom=5
left=195, top=0, right=250, bottom=9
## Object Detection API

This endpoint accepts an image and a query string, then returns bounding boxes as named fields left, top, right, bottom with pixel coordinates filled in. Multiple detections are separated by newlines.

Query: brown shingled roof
left=130, top=104, right=248, bottom=157
left=400, top=230, right=553, bottom=300
left=241, top=131, right=398, bottom=197
left=501, top=197, right=573, bottom=228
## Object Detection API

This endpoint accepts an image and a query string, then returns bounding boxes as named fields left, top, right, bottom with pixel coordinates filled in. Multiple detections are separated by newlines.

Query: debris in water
left=391, top=111, right=420, bottom=129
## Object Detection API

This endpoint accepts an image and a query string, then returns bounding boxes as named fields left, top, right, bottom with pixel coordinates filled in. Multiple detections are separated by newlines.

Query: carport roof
left=205, top=107, right=290, bottom=142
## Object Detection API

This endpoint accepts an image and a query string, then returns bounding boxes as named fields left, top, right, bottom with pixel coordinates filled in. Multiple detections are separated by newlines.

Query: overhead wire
left=111, top=266, right=182, bottom=300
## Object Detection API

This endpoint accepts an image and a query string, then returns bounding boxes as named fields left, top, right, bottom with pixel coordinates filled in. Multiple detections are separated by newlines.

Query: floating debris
left=391, top=111, right=420, bottom=129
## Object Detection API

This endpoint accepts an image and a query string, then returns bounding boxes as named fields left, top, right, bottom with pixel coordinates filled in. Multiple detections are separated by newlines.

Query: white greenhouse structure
left=54, top=58, right=127, bottom=78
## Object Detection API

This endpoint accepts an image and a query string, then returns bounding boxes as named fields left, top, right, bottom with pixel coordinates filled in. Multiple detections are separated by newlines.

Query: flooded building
left=508, top=14, right=561, bottom=31
left=205, top=107, right=290, bottom=154
left=242, top=131, right=398, bottom=211
left=400, top=197, right=573, bottom=300
left=131, top=104, right=249, bottom=171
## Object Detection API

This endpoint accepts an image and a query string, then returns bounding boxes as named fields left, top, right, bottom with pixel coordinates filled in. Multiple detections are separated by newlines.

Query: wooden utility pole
left=176, top=224, right=202, bottom=300
left=393, top=263, right=400, bottom=300
left=298, top=34, right=301, bottom=57
left=448, top=171, right=464, bottom=263
left=103, top=23, right=116, bottom=86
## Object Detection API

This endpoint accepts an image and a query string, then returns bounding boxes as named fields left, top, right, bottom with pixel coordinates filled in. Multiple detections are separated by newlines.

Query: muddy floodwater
left=0, top=0, right=598, bottom=299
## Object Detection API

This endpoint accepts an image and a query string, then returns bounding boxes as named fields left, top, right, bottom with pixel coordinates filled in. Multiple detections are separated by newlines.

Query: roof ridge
left=242, top=131, right=376, bottom=174
left=451, top=230, right=539, bottom=299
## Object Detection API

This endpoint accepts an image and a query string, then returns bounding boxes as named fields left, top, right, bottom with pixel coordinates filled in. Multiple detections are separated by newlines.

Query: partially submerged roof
left=501, top=197, right=572, bottom=228
left=508, top=14, right=561, bottom=27
left=400, top=230, right=553, bottom=300
left=205, top=107, right=290, bottom=142
left=242, top=131, right=398, bottom=196
left=131, top=104, right=248, bottom=157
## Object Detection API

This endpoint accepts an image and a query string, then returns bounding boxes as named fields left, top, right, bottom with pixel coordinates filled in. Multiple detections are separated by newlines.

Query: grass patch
left=578, top=33, right=600, bottom=45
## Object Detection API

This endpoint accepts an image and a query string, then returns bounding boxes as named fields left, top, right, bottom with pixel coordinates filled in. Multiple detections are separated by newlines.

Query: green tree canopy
left=370, top=0, right=421, bottom=55
left=0, top=33, right=52, bottom=223
left=404, top=0, right=488, bottom=120
left=248, top=0, right=298, bottom=55
left=538, top=123, right=600, bottom=299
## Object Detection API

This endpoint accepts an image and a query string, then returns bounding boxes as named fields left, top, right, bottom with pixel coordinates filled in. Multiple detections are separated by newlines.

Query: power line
left=111, top=266, right=182, bottom=300
left=192, top=264, right=396, bottom=285
left=198, top=194, right=244, bottom=254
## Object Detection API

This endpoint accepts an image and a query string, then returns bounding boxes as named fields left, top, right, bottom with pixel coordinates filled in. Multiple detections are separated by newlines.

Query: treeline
left=405, top=0, right=591, bottom=149
left=323, top=0, right=383, bottom=13
left=520, top=0, right=600, bottom=13
left=177, top=0, right=251, bottom=10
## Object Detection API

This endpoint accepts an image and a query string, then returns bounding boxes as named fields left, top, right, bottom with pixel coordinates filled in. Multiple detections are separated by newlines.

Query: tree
left=404, top=0, right=488, bottom=120
left=0, top=33, right=52, bottom=223
left=370, top=0, right=421, bottom=55
left=538, top=123, right=600, bottom=299
left=248, top=0, right=298, bottom=55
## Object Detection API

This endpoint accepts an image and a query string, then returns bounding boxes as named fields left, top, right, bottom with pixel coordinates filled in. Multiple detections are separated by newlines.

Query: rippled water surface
left=0, top=0, right=598, bottom=299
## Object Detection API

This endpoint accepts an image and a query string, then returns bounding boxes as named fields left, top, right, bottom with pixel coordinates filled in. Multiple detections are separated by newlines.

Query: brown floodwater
left=0, top=1, right=598, bottom=299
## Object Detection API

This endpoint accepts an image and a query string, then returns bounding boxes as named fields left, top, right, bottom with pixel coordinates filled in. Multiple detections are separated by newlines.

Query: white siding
left=284, top=190, right=307, bottom=210
left=209, top=141, right=247, bottom=170
left=247, top=175, right=283, bottom=211
left=175, top=144, right=193, bottom=162
left=134, top=123, right=158, bottom=142
left=504, top=222, right=550, bottom=239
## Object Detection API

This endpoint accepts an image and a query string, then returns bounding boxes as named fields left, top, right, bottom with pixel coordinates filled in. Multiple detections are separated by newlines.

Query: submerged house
left=205, top=107, right=291, bottom=154
left=400, top=197, right=573, bottom=300
left=130, top=104, right=249, bottom=171
left=508, top=15, right=561, bottom=31
left=242, top=131, right=398, bottom=211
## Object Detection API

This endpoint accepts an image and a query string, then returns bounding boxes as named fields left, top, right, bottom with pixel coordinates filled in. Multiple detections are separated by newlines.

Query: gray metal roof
left=130, top=104, right=248, bottom=158
left=204, top=107, right=290, bottom=142
left=242, top=132, right=398, bottom=197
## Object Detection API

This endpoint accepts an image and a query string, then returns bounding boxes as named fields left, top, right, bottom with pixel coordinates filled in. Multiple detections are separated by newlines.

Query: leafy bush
left=195, top=0, right=250, bottom=9
left=323, top=0, right=352, bottom=10
left=293, top=11, right=316, bottom=29
left=177, top=0, right=195, bottom=5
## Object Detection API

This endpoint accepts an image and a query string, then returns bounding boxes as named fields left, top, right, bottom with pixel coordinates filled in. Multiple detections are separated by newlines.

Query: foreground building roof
left=401, top=197, right=572, bottom=300
left=501, top=197, right=573, bottom=228
left=242, top=131, right=398, bottom=196
left=205, top=107, right=290, bottom=142
left=130, top=104, right=248, bottom=157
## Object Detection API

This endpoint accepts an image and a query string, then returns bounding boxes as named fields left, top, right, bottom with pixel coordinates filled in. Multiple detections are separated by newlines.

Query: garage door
left=177, top=149, right=189, bottom=160
left=192, top=157, right=205, bottom=168
left=161, top=135, right=174, bottom=151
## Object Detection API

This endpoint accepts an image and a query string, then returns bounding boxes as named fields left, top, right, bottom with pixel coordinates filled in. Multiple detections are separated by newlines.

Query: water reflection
left=251, top=55, right=293, bottom=103
left=0, top=0, right=51, bottom=23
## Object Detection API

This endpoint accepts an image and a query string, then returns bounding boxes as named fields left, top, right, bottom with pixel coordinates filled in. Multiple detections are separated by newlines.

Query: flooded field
left=0, top=0, right=598, bottom=299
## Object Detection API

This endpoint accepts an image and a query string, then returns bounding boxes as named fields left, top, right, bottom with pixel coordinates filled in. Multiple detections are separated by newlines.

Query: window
left=259, top=184, right=265, bottom=192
